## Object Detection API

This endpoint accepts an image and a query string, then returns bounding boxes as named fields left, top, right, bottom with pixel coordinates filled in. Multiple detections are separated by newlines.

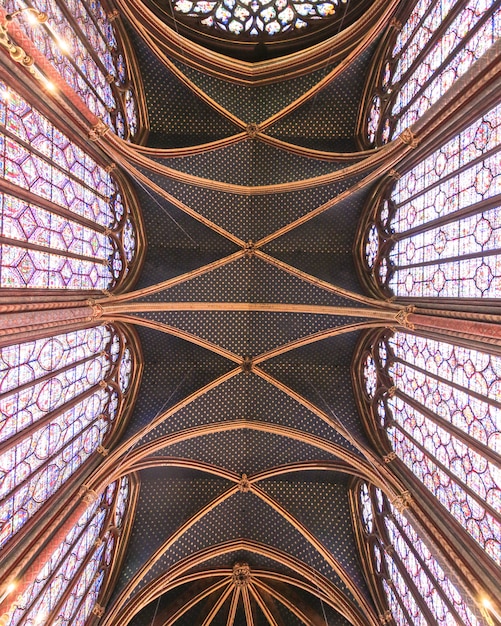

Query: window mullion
left=393, top=386, right=500, bottom=468
left=392, top=0, right=468, bottom=87
left=391, top=421, right=501, bottom=524
left=388, top=511, right=469, bottom=625
left=393, top=6, right=498, bottom=123
left=391, top=194, right=501, bottom=241
left=392, top=356, right=501, bottom=411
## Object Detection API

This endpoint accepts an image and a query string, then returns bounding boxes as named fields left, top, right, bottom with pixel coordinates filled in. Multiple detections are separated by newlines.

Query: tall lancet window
left=364, top=0, right=501, bottom=146
left=4, top=477, right=134, bottom=626
left=358, top=330, right=501, bottom=570
left=361, top=102, right=501, bottom=299
left=3, top=0, right=139, bottom=139
left=353, top=481, right=482, bottom=626
left=0, top=84, right=138, bottom=291
left=0, top=324, right=138, bottom=551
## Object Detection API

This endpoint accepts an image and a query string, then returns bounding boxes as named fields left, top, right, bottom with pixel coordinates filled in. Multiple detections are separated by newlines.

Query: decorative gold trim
left=79, top=485, right=98, bottom=503
left=399, top=128, right=419, bottom=148
left=391, top=491, right=414, bottom=513
left=383, top=452, right=397, bottom=463
left=92, top=603, right=105, bottom=617
left=88, top=120, right=109, bottom=141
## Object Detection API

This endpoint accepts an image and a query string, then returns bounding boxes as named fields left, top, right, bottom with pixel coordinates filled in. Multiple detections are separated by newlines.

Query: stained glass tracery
left=365, top=0, right=501, bottom=146
left=357, top=482, right=481, bottom=626
left=361, top=331, right=501, bottom=568
left=0, top=84, right=137, bottom=290
left=4, top=0, right=138, bottom=139
left=4, top=477, right=131, bottom=626
left=171, top=0, right=353, bottom=37
left=0, top=325, right=133, bottom=550
left=363, top=103, right=501, bottom=299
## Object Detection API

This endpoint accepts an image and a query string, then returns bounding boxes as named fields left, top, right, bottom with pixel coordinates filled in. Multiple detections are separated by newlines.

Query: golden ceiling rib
left=253, top=322, right=392, bottom=365
left=106, top=420, right=402, bottom=494
left=130, top=133, right=248, bottom=157
left=106, top=251, right=245, bottom=304
left=102, top=130, right=405, bottom=194
left=226, top=585, right=240, bottom=626
left=114, top=0, right=399, bottom=84
left=90, top=368, right=242, bottom=489
left=241, top=584, right=255, bottom=626
left=106, top=314, right=242, bottom=363
left=201, top=583, right=235, bottom=626
left=256, top=134, right=381, bottom=161
left=103, top=301, right=408, bottom=319
left=247, top=583, right=281, bottom=626
left=119, top=457, right=241, bottom=484
left=252, top=367, right=404, bottom=493
left=100, top=149, right=246, bottom=244
left=162, top=578, right=232, bottom=625
left=249, top=484, right=378, bottom=620
left=104, top=486, right=241, bottom=626
left=106, top=540, right=379, bottom=626
left=251, top=580, right=321, bottom=626
left=254, top=251, right=399, bottom=309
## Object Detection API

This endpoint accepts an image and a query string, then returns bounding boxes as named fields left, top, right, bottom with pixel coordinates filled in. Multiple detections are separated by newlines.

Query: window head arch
left=360, top=0, right=500, bottom=147
left=357, top=102, right=501, bottom=300
left=4, top=475, right=137, bottom=626
left=354, top=329, right=501, bottom=570
left=3, top=0, right=144, bottom=140
left=0, top=82, right=144, bottom=293
left=0, top=323, right=142, bottom=551
left=352, top=480, right=483, bottom=626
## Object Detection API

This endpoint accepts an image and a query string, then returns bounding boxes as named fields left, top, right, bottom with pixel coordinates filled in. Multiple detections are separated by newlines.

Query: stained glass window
left=365, top=0, right=501, bottom=145
left=4, top=0, right=138, bottom=139
left=361, top=331, right=501, bottom=569
left=0, top=84, right=137, bottom=290
left=356, top=482, right=481, bottom=626
left=363, top=103, right=501, bottom=299
left=4, top=477, right=131, bottom=626
left=0, top=325, right=134, bottom=550
left=172, top=0, right=354, bottom=37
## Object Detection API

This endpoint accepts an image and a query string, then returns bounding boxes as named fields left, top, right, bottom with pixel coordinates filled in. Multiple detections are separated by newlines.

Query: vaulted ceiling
left=100, top=2, right=406, bottom=624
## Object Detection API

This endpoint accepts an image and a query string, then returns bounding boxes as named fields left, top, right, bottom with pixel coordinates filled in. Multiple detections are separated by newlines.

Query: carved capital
left=384, top=451, right=397, bottom=463
left=379, top=610, right=393, bottom=624
left=394, top=309, right=415, bottom=329
left=390, top=18, right=402, bottom=30
left=399, top=128, right=419, bottom=148
left=99, top=380, right=108, bottom=389
left=233, top=562, right=251, bottom=586
left=386, top=385, right=397, bottom=398
left=97, top=445, right=109, bottom=457
left=239, top=473, right=251, bottom=492
left=106, top=74, right=114, bottom=84
left=92, top=604, right=105, bottom=617
left=389, top=168, right=401, bottom=180
left=94, top=537, right=103, bottom=548
left=391, top=490, right=413, bottom=513
left=88, top=120, right=109, bottom=141
left=107, top=10, right=120, bottom=21
left=246, top=124, right=260, bottom=138
left=105, top=163, right=116, bottom=174
left=79, top=485, right=98, bottom=504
